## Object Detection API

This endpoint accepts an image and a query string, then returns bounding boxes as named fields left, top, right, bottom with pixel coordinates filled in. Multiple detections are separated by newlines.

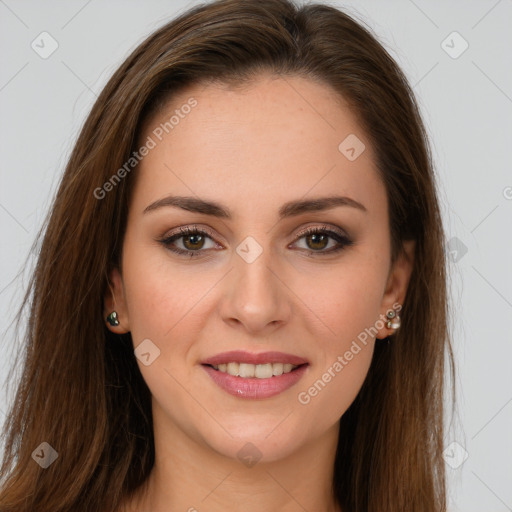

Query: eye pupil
left=183, top=234, right=204, bottom=250
left=307, top=233, right=328, bottom=250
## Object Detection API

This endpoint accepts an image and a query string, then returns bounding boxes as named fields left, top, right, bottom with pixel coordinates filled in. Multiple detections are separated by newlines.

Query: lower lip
left=201, top=364, right=308, bottom=399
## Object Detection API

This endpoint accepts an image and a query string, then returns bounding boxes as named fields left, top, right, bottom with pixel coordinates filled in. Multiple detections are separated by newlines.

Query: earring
left=386, top=308, right=401, bottom=330
left=106, top=311, right=120, bottom=326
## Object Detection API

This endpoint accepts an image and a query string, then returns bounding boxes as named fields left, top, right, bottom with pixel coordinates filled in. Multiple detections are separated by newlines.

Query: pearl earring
left=386, top=309, right=401, bottom=330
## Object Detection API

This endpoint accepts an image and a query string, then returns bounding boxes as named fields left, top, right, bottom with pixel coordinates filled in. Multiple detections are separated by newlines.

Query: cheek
left=297, top=343, right=374, bottom=429
left=292, top=282, right=378, bottom=431
left=300, top=255, right=387, bottom=342
left=292, top=253, right=386, bottom=419
left=121, top=241, right=202, bottom=341
left=120, top=251, right=208, bottom=413
left=296, top=274, right=380, bottom=422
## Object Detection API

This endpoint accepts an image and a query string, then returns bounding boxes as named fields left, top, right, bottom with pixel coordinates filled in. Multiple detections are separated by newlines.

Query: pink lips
left=201, top=350, right=309, bottom=400
left=201, top=350, right=308, bottom=366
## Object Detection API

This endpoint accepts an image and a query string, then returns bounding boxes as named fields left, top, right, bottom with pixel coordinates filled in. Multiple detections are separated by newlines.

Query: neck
left=122, top=407, right=342, bottom=512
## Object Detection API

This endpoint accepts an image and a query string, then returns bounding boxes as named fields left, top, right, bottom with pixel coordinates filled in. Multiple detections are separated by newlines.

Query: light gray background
left=1, top=1, right=511, bottom=510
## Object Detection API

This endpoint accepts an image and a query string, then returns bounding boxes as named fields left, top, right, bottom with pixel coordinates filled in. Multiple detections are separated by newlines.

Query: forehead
left=132, top=73, right=385, bottom=219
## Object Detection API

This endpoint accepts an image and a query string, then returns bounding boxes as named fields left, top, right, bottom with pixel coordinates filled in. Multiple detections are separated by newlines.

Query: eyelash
left=158, top=224, right=353, bottom=258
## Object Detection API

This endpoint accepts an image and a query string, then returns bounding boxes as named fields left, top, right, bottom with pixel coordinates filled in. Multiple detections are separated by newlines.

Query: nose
left=218, top=245, right=292, bottom=336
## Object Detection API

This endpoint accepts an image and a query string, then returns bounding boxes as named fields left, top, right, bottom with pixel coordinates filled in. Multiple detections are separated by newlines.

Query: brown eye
left=181, top=233, right=206, bottom=250
left=304, top=232, right=330, bottom=251
left=159, top=226, right=219, bottom=257
left=291, top=226, right=353, bottom=255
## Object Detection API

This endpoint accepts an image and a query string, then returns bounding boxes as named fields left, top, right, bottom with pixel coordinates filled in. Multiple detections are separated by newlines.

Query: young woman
left=0, top=0, right=455, bottom=510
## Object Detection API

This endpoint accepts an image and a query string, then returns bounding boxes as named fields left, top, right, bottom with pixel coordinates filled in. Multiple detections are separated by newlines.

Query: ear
left=376, top=240, right=415, bottom=340
left=104, top=267, right=130, bottom=333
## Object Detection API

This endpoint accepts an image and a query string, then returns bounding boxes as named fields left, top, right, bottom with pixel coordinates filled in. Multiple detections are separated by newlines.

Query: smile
left=210, top=362, right=299, bottom=378
left=201, top=350, right=309, bottom=399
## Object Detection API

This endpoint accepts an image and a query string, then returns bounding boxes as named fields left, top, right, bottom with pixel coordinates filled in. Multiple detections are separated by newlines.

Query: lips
left=201, top=350, right=308, bottom=366
left=201, top=350, right=309, bottom=399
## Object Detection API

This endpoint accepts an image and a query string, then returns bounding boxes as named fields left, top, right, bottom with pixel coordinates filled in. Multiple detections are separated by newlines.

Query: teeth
left=255, top=363, right=272, bottom=378
left=239, top=363, right=255, bottom=378
left=272, top=363, right=283, bottom=376
left=211, top=362, right=300, bottom=378
left=227, top=362, right=239, bottom=376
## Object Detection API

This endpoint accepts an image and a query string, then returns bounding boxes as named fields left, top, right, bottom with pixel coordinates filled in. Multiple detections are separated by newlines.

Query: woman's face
left=106, top=73, right=413, bottom=463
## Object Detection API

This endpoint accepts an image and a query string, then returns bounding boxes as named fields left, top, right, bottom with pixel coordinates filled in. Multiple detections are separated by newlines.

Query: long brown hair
left=0, top=1, right=455, bottom=510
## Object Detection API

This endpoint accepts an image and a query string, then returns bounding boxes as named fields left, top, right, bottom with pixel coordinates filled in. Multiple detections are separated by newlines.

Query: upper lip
left=201, top=350, right=308, bottom=366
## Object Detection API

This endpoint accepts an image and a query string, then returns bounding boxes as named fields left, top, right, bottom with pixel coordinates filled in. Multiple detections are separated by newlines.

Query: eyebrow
left=143, top=194, right=367, bottom=219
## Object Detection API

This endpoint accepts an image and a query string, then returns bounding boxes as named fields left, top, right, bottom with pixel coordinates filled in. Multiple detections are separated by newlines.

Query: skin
left=105, top=73, right=414, bottom=512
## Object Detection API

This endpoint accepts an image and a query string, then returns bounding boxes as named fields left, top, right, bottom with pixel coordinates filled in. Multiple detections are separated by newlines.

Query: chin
left=201, top=419, right=308, bottom=465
